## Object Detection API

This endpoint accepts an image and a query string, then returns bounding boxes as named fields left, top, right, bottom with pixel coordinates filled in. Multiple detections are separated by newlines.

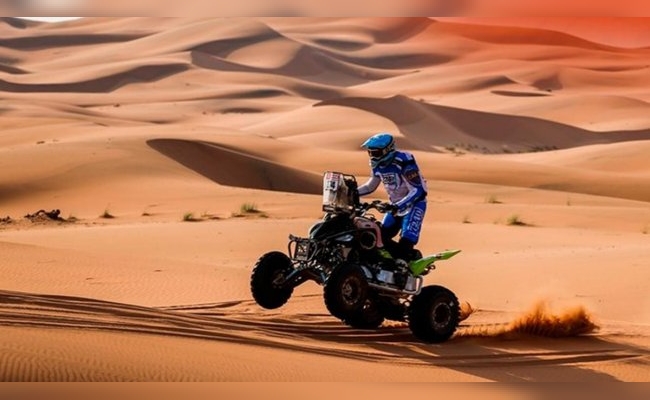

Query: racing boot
left=376, top=247, right=396, bottom=268
left=397, top=238, right=417, bottom=261
left=377, top=247, right=393, bottom=261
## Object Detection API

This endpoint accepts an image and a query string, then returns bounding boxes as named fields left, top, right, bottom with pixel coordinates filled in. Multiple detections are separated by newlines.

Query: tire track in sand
left=0, top=290, right=647, bottom=372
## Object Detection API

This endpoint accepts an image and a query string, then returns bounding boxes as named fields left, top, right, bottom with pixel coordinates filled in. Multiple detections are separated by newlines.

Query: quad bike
left=250, top=171, right=462, bottom=343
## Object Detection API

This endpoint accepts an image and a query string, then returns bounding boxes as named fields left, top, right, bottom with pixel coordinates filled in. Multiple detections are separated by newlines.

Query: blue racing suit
left=357, top=150, right=427, bottom=245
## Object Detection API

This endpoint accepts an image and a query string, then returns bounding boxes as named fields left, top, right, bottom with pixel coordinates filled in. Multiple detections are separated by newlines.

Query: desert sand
left=0, top=17, right=648, bottom=382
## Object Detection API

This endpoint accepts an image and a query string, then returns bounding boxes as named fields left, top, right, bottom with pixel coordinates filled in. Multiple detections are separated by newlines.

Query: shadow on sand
left=1, top=290, right=647, bottom=382
left=147, top=138, right=322, bottom=195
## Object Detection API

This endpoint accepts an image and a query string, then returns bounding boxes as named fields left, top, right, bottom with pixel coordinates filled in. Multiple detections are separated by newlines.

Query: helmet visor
left=367, top=148, right=387, bottom=159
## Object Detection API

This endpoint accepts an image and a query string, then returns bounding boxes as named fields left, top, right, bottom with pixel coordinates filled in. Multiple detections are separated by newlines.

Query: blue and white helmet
left=361, top=132, right=396, bottom=169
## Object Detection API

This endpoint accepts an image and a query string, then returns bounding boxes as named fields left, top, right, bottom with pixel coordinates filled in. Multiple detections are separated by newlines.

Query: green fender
left=408, top=249, right=461, bottom=276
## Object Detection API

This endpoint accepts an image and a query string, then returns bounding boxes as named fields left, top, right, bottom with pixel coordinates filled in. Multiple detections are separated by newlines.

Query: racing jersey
left=357, top=151, right=427, bottom=211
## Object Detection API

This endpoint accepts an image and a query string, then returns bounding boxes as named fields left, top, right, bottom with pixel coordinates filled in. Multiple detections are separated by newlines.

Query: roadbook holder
left=322, top=171, right=358, bottom=214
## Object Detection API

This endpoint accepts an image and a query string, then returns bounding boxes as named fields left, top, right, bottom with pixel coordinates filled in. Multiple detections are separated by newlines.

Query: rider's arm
left=357, top=175, right=380, bottom=197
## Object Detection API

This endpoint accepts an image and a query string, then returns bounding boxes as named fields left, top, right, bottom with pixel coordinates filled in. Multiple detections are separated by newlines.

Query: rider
left=357, top=132, right=428, bottom=262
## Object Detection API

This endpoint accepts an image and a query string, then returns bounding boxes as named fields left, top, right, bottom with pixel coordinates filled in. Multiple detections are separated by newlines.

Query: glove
left=393, top=201, right=415, bottom=216
left=380, top=203, right=398, bottom=214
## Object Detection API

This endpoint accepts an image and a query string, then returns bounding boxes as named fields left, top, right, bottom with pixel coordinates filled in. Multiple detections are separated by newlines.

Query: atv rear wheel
left=408, top=285, right=460, bottom=343
left=324, top=262, right=368, bottom=321
left=250, top=251, right=294, bottom=309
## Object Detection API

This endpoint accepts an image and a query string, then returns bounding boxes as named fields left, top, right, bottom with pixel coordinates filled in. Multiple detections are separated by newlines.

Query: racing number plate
left=294, top=239, right=312, bottom=261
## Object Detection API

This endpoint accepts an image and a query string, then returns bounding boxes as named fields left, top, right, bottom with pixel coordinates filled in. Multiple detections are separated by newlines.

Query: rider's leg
left=399, top=237, right=415, bottom=252
left=398, top=200, right=427, bottom=260
left=380, top=212, right=402, bottom=257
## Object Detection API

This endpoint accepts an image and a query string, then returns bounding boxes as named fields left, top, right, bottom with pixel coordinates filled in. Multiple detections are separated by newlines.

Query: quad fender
left=409, top=249, right=461, bottom=276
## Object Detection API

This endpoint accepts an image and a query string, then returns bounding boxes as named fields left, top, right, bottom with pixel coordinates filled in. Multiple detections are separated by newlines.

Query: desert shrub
left=183, top=212, right=200, bottom=222
left=100, top=209, right=115, bottom=219
left=232, top=203, right=267, bottom=218
left=240, top=203, right=260, bottom=214
left=507, top=214, right=528, bottom=226
left=485, top=195, right=502, bottom=204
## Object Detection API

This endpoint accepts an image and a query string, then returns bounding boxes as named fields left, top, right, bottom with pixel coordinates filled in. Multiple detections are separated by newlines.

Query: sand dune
left=0, top=64, right=189, bottom=93
left=147, top=139, right=322, bottom=194
left=317, top=95, right=650, bottom=153
left=433, top=20, right=628, bottom=51
left=0, top=34, right=146, bottom=51
left=0, top=17, right=40, bottom=30
left=439, top=18, right=650, bottom=49
left=0, top=17, right=648, bottom=382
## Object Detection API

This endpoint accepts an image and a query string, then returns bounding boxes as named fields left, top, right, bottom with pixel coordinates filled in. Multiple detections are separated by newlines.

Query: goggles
left=367, top=148, right=388, bottom=159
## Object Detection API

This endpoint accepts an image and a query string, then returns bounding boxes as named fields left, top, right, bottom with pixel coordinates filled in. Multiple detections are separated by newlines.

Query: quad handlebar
left=359, top=200, right=397, bottom=215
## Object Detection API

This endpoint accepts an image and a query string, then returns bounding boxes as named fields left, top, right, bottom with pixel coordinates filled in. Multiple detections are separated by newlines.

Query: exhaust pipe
left=368, top=277, right=423, bottom=296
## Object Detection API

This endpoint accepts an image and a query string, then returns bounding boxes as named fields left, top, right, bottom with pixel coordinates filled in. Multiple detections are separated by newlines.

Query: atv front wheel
left=324, top=262, right=368, bottom=321
left=250, top=251, right=294, bottom=309
left=408, top=285, right=460, bottom=343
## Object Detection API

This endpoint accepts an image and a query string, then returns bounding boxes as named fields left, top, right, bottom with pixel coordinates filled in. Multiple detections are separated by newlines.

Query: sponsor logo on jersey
left=381, top=173, right=398, bottom=189
left=405, top=168, right=422, bottom=186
